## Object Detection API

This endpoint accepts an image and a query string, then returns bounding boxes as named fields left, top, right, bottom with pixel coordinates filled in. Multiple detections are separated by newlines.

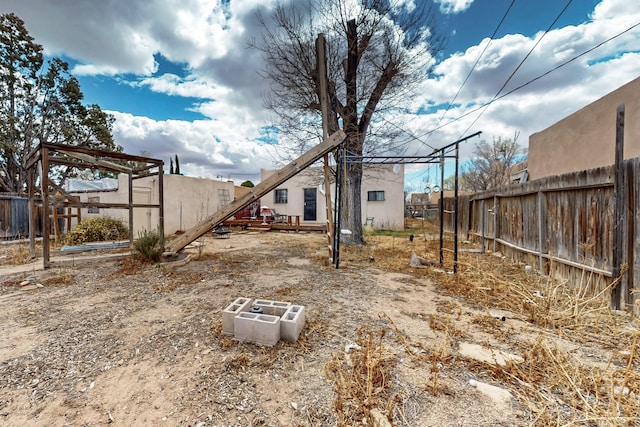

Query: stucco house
left=66, top=174, right=235, bottom=237
left=528, top=76, right=640, bottom=180
left=260, top=164, right=405, bottom=230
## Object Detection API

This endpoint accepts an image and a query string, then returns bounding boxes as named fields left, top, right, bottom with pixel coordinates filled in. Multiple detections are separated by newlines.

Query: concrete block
left=280, top=305, right=306, bottom=342
left=234, top=312, right=281, bottom=346
left=252, top=299, right=291, bottom=317
left=222, top=297, right=253, bottom=336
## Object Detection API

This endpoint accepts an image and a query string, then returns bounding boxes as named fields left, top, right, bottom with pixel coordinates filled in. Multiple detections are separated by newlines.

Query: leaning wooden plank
left=164, top=130, right=346, bottom=255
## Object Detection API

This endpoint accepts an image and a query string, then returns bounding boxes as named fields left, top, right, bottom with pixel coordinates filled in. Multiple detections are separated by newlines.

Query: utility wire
left=383, top=19, right=639, bottom=148
left=426, top=20, right=640, bottom=136
left=457, top=0, right=574, bottom=139
left=417, top=0, right=517, bottom=150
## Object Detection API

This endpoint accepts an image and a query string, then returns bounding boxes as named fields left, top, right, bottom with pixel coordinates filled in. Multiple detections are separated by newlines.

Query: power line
left=418, top=0, right=517, bottom=149
left=457, top=0, right=574, bottom=139
left=411, top=20, right=639, bottom=138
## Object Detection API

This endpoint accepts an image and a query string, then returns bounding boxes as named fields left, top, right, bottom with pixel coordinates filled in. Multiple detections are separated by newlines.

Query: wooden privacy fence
left=442, top=158, right=640, bottom=314
left=0, top=195, right=43, bottom=239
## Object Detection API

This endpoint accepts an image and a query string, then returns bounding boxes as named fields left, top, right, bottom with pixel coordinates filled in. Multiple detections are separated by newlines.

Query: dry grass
left=337, top=218, right=640, bottom=426
left=4, top=244, right=31, bottom=265
left=324, top=325, right=400, bottom=426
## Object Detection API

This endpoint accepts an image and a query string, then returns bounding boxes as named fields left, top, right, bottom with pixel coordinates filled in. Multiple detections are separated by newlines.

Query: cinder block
left=222, top=297, right=253, bottom=335
left=234, top=312, right=281, bottom=346
left=252, top=299, right=291, bottom=317
left=280, top=305, right=306, bottom=342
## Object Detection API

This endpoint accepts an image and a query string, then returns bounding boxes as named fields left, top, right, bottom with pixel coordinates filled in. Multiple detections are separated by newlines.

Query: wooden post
left=537, top=190, right=547, bottom=273
left=165, top=130, right=346, bottom=255
left=41, top=147, right=50, bottom=268
left=316, top=33, right=335, bottom=262
left=493, top=195, right=498, bottom=253
left=28, top=165, right=36, bottom=258
left=158, top=163, right=165, bottom=250
left=611, top=104, right=625, bottom=310
left=128, top=170, right=134, bottom=248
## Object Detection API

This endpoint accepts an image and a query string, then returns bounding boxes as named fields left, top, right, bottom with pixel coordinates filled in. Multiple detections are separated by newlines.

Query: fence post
left=481, top=199, right=485, bottom=254
left=493, top=195, right=498, bottom=253
left=611, top=104, right=625, bottom=310
left=537, top=190, right=546, bottom=273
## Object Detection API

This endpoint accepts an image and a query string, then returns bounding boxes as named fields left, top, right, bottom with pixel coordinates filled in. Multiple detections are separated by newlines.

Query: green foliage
left=174, top=154, right=181, bottom=175
left=62, top=216, right=128, bottom=245
left=240, top=180, right=255, bottom=187
left=133, top=229, right=163, bottom=262
left=0, top=12, right=118, bottom=193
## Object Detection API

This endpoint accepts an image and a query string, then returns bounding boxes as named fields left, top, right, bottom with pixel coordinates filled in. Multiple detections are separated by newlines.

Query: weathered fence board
left=443, top=158, right=640, bottom=314
left=0, top=195, right=42, bottom=239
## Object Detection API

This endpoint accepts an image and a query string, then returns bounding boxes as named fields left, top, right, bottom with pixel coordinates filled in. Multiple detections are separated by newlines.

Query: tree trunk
left=340, top=163, right=364, bottom=244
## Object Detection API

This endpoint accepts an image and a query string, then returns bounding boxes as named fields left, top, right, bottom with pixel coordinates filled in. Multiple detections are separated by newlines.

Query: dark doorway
left=303, top=188, right=317, bottom=221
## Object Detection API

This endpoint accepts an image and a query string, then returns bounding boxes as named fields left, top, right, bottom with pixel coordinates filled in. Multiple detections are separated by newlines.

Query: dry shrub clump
left=324, top=325, right=400, bottom=426
left=492, top=336, right=640, bottom=426
left=61, top=216, right=128, bottom=245
left=4, top=244, right=31, bottom=265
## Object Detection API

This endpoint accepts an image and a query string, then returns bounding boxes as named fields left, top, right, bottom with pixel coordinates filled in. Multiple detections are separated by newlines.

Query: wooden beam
left=611, top=104, right=625, bottom=310
left=165, top=130, right=347, bottom=255
left=57, top=150, right=133, bottom=173
left=316, top=33, right=335, bottom=262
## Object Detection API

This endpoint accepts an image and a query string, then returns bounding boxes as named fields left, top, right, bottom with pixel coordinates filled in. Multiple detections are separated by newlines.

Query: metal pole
left=453, top=141, right=460, bottom=273
left=334, top=149, right=344, bottom=269
left=439, top=151, right=445, bottom=265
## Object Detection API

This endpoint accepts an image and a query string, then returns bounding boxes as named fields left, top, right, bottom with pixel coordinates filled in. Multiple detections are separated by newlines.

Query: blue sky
left=1, top=0, right=638, bottom=189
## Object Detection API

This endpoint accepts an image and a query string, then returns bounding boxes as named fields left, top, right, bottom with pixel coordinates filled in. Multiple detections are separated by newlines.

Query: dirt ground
left=1, top=227, right=639, bottom=427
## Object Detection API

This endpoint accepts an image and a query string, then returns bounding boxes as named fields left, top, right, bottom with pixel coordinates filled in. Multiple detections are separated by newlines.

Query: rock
left=409, top=252, right=435, bottom=268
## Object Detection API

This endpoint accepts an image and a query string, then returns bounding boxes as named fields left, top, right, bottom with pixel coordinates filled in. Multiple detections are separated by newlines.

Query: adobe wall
left=528, top=76, right=640, bottom=180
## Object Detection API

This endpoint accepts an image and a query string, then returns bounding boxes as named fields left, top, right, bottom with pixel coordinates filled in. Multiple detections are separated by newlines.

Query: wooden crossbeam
left=164, top=130, right=347, bottom=255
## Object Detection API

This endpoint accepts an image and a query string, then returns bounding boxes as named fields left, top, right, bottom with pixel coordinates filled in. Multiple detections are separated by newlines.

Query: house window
left=367, top=191, right=385, bottom=201
left=88, top=196, right=100, bottom=214
left=274, top=189, right=288, bottom=204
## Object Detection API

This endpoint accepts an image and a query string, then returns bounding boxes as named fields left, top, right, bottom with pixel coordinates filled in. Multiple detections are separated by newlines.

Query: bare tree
left=461, top=134, right=526, bottom=192
left=253, top=0, right=442, bottom=243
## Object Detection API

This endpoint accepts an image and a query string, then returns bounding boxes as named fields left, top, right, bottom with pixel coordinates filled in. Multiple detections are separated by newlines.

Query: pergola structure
left=25, top=142, right=164, bottom=268
left=334, top=131, right=482, bottom=273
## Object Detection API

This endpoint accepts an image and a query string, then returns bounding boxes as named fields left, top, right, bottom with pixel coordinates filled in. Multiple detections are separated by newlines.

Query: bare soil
left=1, top=228, right=638, bottom=426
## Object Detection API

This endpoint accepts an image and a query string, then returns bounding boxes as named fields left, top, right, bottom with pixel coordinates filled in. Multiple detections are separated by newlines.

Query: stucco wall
left=260, top=164, right=405, bottom=230
left=528, top=76, right=640, bottom=180
left=68, top=174, right=234, bottom=237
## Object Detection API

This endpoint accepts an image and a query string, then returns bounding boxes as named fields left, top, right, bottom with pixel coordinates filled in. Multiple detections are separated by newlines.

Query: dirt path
left=1, top=231, right=638, bottom=426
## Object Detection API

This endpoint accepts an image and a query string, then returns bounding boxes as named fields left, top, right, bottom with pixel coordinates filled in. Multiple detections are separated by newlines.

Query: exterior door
left=303, top=188, right=317, bottom=221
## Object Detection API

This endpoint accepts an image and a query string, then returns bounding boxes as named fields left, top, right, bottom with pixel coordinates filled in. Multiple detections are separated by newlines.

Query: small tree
left=461, top=134, right=526, bottom=192
left=174, top=154, right=181, bottom=175
left=0, top=13, right=118, bottom=193
left=169, top=158, right=174, bottom=174
left=241, top=180, right=255, bottom=188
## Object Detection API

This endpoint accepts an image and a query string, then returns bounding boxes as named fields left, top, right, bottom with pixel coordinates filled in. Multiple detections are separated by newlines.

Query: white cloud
left=110, top=111, right=276, bottom=181
left=1, top=0, right=638, bottom=186
left=435, top=0, right=474, bottom=14
left=404, top=0, right=640, bottom=162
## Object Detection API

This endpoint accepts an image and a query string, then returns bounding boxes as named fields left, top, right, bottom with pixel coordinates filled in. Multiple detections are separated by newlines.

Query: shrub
left=62, top=216, right=129, bottom=245
left=134, top=229, right=163, bottom=262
